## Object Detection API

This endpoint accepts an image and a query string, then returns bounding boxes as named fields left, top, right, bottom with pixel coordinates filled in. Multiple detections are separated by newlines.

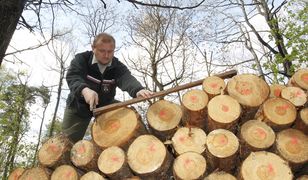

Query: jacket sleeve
left=66, top=53, right=89, bottom=99
left=116, top=61, right=144, bottom=98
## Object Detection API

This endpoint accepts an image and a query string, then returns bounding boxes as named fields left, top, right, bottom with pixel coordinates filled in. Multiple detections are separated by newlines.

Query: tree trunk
left=255, top=98, right=297, bottom=131
left=147, top=100, right=182, bottom=141
left=239, top=120, right=275, bottom=160
left=92, top=107, right=148, bottom=150
left=98, top=146, right=133, bottom=179
left=239, top=151, right=293, bottom=180
left=173, top=152, right=206, bottom=180
left=207, top=95, right=241, bottom=133
left=182, top=89, right=208, bottom=130
left=127, top=135, right=173, bottom=179
left=206, top=129, right=239, bottom=173
left=0, top=0, right=26, bottom=65
left=227, top=74, right=269, bottom=122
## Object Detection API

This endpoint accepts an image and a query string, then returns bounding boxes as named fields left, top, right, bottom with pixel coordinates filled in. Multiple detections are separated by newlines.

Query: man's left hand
left=136, top=89, right=153, bottom=98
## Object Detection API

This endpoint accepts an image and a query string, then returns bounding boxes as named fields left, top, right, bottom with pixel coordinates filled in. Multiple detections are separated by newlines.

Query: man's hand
left=136, top=89, right=153, bottom=98
left=81, top=87, right=99, bottom=111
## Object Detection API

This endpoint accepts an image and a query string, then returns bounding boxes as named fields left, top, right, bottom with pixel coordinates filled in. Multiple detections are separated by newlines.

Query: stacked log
left=19, top=167, right=51, bottom=180
left=8, top=167, right=24, bottom=180
left=294, top=107, right=308, bottom=135
left=50, top=165, right=79, bottom=180
left=205, top=171, right=237, bottom=180
left=202, top=75, right=226, bottom=99
left=80, top=171, right=106, bottom=180
left=269, top=84, right=286, bottom=98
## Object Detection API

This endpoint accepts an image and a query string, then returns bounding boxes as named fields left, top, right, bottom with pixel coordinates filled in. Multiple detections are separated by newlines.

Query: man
left=62, top=32, right=152, bottom=143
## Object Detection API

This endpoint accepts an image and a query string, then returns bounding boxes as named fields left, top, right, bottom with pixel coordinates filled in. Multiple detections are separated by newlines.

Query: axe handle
left=93, top=69, right=237, bottom=116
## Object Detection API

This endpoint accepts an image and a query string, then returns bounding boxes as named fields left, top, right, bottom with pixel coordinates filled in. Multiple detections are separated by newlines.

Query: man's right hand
left=81, top=87, right=99, bottom=111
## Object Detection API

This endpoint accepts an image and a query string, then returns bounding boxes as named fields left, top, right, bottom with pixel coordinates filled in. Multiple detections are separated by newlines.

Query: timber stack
left=9, top=68, right=308, bottom=180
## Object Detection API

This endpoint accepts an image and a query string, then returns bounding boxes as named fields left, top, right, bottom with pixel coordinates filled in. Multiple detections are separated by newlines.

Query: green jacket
left=66, top=51, right=144, bottom=117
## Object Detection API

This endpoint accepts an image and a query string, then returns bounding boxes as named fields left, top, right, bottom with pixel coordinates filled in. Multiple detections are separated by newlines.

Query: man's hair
left=93, top=33, right=116, bottom=47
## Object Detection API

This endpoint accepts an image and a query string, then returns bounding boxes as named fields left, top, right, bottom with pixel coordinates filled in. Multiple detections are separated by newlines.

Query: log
left=239, top=151, right=293, bottom=180
left=269, top=84, right=286, bottom=98
left=206, top=129, right=239, bottom=173
left=171, top=127, right=207, bottom=155
left=205, top=171, right=237, bottom=180
left=207, top=95, right=241, bottom=133
left=70, top=140, right=101, bottom=172
left=98, top=146, right=133, bottom=179
left=202, top=75, right=226, bottom=99
left=281, top=86, right=307, bottom=107
left=227, top=74, right=269, bottom=122
left=51, top=165, right=79, bottom=180
left=288, top=68, right=308, bottom=90
left=146, top=100, right=182, bottom=141
left=92, top=107, right=148, bottom=150
left=294, top=107, right=308, bottom=135
left=80, top=171, right=106, bottom=180
left=182, top=89, right=209, bottom=130
left=173, top=152, right=207, bottom=180
left=19, top=167, right=51, bottom=180
left=255, top=97, right=297, bottom=131
left=8, top=167, right=25, bottom=180
left=239, top=120, right=275, bottom=159
left=297, top=175, right=308, bottom=180
left=38, top=134, right=73, bottom=169
left=127, top=135, right=173, bottom=179
left=275, top=129, right=308, bottom=171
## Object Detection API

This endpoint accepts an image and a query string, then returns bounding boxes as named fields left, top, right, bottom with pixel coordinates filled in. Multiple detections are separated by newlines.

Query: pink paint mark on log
left=159, top=110, right=166, bottom=117
left=111, top=122, right=119, bottom=129
left=267, top=164, right=274, bottom=173
left=179, top=136, right=186, bottom=143
left=184, top=159, right=192, bottom=168
left=291, top=136, right=299, bottom=145
left=148, top=143, right=156, bottom=152
left=220, top=136, right=227, bottom=145
left=302, top=74, right=308, bottom=82
left=111, top=156, right=120, bottom=162
left=274, top=89, right=281, bottom=97
left=221, top=105, right=229, bottom=112
left=78, top=145, right=85, bottom=154
left=47, top=144, right=59, bottom=153
left=296, top=90, right=303, bottom=97
left=66, top=171, right=72, bottom=178
left=210, top=83, right=218, bottom=89
left=256, top=128, right=266, bottom=139
left=190, top=95, right=198, bottom=103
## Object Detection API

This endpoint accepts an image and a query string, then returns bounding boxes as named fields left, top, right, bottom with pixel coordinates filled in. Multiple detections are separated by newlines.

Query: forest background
left=0, top=0, right=307, bottom=179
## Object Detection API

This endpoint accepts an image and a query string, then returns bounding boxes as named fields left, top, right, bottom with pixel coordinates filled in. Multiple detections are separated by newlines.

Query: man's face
left=92, top=42, right=115, bottom=65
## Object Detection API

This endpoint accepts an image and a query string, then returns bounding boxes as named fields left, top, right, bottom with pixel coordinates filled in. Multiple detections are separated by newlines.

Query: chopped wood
left=239, top=151, right=293, bottom=180
left=182, top=89, right=208, bottom=130
left=207, top=95, right=241, bottom=133
left=275, top=129, right=308, bottom=170
left=147, top=100, right=182, bottom=141
left=239, top=120, right=275, bottom=159
left=92, top=107, right=147, bottom=150
left=255, top=97, right=297, bottom=131
left=80, top=171, right=106, bottom=180
left=127, top=135, right=173, bottom=179
left=19, top=167, right=51, bottom=180
left=171, top=127, right=207, bottom=155
left=173, top=152, right=206, bottom=180
left=294, top=108, right=308, bottom=135
left=281, top=86, right=307, bottom=107
left=205, top=171, right=237, bottom=180
left=38, top=134, right=73, bottom=169
left=8, top=167, right=24, bottom=180
left=98, top=146, right=133, bottom=179
left=269, top=84, right=286, bottom=98
left=206, top=129, right=239, bottom=173
left=202, top=75, right=226, bottom=98
left=70, top=140, right=101, bottom=172
left=289, top=68, right=308, bottom=90
left=227, top=74, right=269, bottom=121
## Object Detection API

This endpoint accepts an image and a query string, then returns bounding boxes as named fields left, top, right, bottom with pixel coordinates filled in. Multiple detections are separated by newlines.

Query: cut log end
left=98, top=146, right=125, bottom=174
left=227, top=74, right=269, bottom=107
left=291, top=68, right=308, bottom=90
left=202, top=76, right=226, bottom=96
left=71, top=140, right=95, bottom=167
left=206, top=129, right=239, bottom=158
left=171, top=127, right=207, bottom=155
left=241, top=120, right=275, bottom=149
left=127, top=135, right=166, bottom=175
left=276, top=129, right=308, bottom=165
left=208, top=95, right=241, bottom=124
left=240, top=151, right=293, bottom=180
left=147, top=100, right=182, bottom=131
left=182, top=89, right=209, bottom=111
left=173, top=152, right=206, bottom=180
left=281, top=87, right=307, bottom=107
left=80, top=171, right=106, bottom=180
left=206, top=171, right=237, bottom=180
left=51, top=165, right=78, bottom=180
left=8, top=168, right=25, bottom=180
left=92, top=107, right=139, bottom=148
left=269, top=84, right=286, bottom=98
left=19, top=167, right=50, bottom=180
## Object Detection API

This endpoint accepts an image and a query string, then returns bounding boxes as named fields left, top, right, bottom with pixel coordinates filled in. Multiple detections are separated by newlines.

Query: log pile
left=9, top=68, right=308, bottom=179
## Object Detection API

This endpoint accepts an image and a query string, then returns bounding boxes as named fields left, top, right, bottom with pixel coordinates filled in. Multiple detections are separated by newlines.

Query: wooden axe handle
left=93, top=69, right=237, bottom=116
